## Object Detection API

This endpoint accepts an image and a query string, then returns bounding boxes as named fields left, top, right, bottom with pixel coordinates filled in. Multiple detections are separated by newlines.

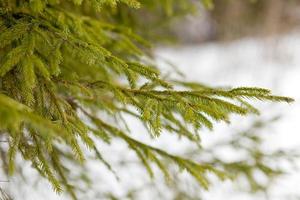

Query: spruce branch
left=0, top=0, right=295, bottom=199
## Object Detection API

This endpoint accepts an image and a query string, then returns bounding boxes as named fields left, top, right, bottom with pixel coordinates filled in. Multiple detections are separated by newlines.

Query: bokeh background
left=1, top=1, right=300, bottom=199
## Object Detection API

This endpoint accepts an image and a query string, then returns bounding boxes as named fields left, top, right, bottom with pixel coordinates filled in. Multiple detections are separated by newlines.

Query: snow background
left=156, top=32, right=300, bottom=200
left=2, top=31, right=300, bottom=200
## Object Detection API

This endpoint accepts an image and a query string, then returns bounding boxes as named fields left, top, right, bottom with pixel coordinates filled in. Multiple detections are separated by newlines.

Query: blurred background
left=2, top=0, right=300, bottom=199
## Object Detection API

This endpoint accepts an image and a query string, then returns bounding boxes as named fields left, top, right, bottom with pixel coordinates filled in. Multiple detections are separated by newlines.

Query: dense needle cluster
left=0, top=0, right=293, bottom=199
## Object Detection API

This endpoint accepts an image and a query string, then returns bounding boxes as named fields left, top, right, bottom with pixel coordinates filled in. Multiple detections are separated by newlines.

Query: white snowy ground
left=156, top=32, right=300, bottom=200
left=4, top=31, right=300, bottom=200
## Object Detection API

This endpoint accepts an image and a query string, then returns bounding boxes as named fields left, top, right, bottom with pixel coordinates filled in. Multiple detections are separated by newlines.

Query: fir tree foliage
left=0, top=0, right=293, bottom=199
